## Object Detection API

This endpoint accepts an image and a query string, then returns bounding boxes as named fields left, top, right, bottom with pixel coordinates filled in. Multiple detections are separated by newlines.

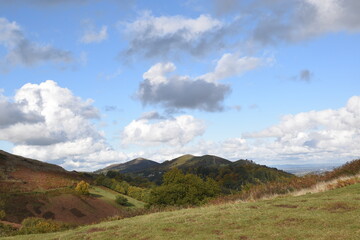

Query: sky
left=0, top=0, right=359, bottom=171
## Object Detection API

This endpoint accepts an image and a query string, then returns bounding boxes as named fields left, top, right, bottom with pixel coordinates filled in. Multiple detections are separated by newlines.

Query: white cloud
left=200, top=53, right=265, bottom=82
left=142, top=62, right=176, bottom=85
left=138, top=62, right=231, bottom=112
left=80, top=21, right=108, bottom=44
left=0, top=80, right=127, bottom=171
left=241, top=96, right=360, bottom=163
left=122, top=12, right=228, bottom=58
left=122, top=115, right=206, bottom=146
left=137, top=53, right=266, bottom=111
left=0, top=18, right=72, bottom=70
left=127, top=12, right=222, bottom=41
left=132, top=96, right=360, bottom=165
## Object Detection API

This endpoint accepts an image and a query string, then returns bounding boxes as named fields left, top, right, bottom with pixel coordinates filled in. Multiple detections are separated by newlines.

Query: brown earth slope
left=0, top=150, right=86, bottom=193
left=3, top=191, right=121, bottom=225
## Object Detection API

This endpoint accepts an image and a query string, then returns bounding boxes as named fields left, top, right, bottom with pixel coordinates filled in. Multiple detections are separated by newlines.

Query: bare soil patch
left=87, top=227, right=106, bottom=233
left=273, top=204, right=298, bottom=208
left=323, top=202, right=356, bottom=213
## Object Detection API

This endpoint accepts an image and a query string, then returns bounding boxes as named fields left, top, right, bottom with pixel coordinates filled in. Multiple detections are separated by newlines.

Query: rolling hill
left=0, top=150, right=85, bottom=193
left=0, top=150, right=145, bottom=226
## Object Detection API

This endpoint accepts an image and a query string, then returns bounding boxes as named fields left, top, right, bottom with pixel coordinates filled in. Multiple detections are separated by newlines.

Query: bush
left=75, top=180, right=90, bottom=195
left=20, top=217, right=72, bottom=234
left=115, top=195, right=129, bottom=206
left=0, top=223, right=17, bottom=237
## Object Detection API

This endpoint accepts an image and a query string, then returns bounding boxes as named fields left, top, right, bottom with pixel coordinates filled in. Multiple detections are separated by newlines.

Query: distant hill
left=161, top=154, right=231, bottom=169
left=95, top=157, right=160, bottom=174
left=97, top=154, right=293, bottom=187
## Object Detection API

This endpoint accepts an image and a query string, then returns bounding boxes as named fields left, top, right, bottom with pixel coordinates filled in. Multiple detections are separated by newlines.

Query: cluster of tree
left=105, top=170, right=154, bottom=188
left=184, top=162, right=292, bottom=193
left=95, top=174, right=150, bottom=202
left=148, top=168, right=220, bottom=206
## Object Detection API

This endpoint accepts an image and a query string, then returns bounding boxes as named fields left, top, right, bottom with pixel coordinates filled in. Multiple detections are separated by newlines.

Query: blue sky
left=0, top=0, right=359, bottom=171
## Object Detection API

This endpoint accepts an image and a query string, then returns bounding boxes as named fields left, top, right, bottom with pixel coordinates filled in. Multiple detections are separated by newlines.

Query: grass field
left=4, top=183, right=360, bottom=240
left=89, top=186, right=145, bottom=208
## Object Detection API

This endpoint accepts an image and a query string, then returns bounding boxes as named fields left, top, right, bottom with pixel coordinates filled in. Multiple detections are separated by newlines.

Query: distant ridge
left=95, top=154, right=292, bottom=185
left=95, top=157, right=160, bottom=174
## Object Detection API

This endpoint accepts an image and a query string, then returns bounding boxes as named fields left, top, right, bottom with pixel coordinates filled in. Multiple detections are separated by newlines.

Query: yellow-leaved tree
left=75, top=180, right=90, bottom=195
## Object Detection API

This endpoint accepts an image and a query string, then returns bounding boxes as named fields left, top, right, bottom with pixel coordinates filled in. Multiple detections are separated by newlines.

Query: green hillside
left=95, top=158, right=160, bottom=175
left=5, top=183, right=360, bottom=240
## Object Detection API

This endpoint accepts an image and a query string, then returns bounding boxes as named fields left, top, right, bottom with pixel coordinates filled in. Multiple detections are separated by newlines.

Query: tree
left=115, top=195, right=129, bottom=206
left=148, top=168, right=220, bottom=206
left=75, top=180, right=90, bottom=195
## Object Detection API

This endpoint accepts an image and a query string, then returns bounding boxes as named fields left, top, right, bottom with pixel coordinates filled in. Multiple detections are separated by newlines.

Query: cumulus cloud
left=0, top=80, right=99, bottom=145
left=137, top=53, right=266, bottom=112
left=0, top=93, right=43, bottom=128
left=0, top=80, right=127, bottom=171
left=80, top=21, right=108, bottom=44
left=122, top=115, right=205, bottom=146
left=0, top=18, right=72, bottom=70
left=122, top=12, right=232, bottom=58
left=242, top=96, right=360, bottom=162
left=137, top=62, right=231, bottom=112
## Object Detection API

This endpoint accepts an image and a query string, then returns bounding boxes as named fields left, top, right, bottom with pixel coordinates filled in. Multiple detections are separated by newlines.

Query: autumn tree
left=75, top=180, right=90, bottom=195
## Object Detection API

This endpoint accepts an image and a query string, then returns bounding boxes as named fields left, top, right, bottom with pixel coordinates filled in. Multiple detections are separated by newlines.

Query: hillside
left=0, top=150, right=145, bottom=227
left=5, top=182, right=360, bottom=240
left=95, top=158, right=160, bottom=174
left=0, top=150, right=86, bottom=193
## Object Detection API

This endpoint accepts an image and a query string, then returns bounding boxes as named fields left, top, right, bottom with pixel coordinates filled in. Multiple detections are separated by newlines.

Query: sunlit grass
left=89, top=186, right=145, bottom=208
left=5, top=183, right=360, bottom=240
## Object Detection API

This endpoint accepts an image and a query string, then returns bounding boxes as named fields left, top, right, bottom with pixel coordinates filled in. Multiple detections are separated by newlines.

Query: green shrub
left=115, top=195, right=129, bottom=206
left=0, top=223, right=18, bottom=237
left=20, top=217, right=72, bottom=234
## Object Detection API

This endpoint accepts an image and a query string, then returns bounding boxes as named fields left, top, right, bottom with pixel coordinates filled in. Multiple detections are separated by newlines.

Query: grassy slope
left=89, top=186, right=145, bottom=208
left=5, top=183, right=360, bottom=240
